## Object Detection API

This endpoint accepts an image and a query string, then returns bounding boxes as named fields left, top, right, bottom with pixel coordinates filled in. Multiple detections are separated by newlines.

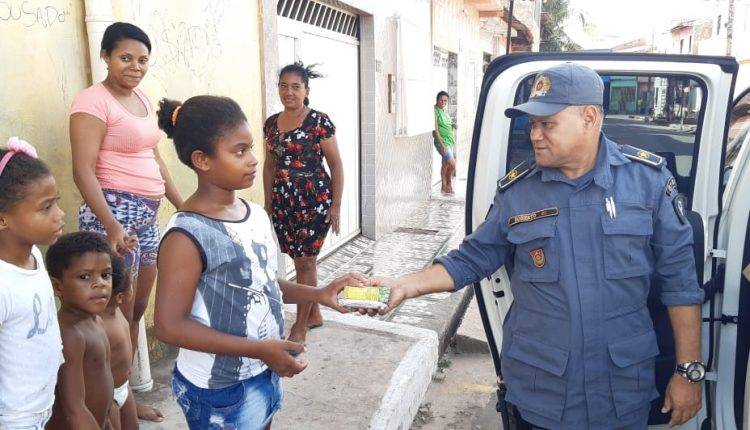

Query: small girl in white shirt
left=0, top=137, right=66, bottom=429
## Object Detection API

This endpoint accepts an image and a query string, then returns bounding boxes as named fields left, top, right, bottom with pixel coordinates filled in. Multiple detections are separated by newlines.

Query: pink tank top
left=70, top=83, right=165, bottom=197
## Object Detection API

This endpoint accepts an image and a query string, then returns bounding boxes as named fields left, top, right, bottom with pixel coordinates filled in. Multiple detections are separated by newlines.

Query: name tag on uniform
left=508, top=207, right=559, bottom=227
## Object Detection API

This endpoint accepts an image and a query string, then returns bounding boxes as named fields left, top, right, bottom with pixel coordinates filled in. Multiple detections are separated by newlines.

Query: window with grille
left=277, top=0, right=359, bottom=38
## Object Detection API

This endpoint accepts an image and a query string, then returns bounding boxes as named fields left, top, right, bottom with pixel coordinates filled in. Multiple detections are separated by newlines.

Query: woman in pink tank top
left=69, top=22, right=181, bottom=424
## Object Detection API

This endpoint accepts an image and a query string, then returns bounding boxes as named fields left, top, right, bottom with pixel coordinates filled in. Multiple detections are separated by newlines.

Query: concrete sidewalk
left=140, top=313, right=438, bottom=430
left=139, top=177, right=471, bottom=429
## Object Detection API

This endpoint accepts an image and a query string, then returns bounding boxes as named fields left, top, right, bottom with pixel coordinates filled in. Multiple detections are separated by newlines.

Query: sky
left=565, top=0, right=718, bottom=49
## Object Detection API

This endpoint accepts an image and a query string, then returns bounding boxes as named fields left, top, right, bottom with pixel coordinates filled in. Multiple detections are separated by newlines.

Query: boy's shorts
left=172, top=367, right=283, bottom=430
left=113, top=381, right=129, bottom=407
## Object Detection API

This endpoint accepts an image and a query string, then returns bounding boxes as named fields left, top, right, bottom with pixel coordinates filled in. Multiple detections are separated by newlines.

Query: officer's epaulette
left=619, top=144, right=664, bottom=169
left=497, top=160, right=535, bottom=192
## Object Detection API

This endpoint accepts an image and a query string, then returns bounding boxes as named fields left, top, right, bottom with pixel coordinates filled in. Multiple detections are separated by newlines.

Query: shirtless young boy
left=45, top=232, right=114, bottom=429
left=102, top=254, right=137, bottom=430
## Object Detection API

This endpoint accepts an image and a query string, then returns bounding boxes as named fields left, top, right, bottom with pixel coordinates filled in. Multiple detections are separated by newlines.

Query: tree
left=540, top=0, right=582, bottom=52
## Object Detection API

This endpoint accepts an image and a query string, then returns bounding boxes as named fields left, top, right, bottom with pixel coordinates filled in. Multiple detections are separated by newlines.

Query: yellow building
left=0, top=1, right=269, bottom=289
left=0, top=0, right=271, bottom=384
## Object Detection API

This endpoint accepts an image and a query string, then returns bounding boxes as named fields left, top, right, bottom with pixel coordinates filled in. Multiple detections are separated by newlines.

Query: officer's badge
left=498, top=160, right=536, bottom=192
left=530, top=75, right=552, bottom=98
left=620, top=145, right=664, bottom=168
left=665, top=177, right=677, bottom=197
left=673, top=193, right=688, bottom=225
left=530, top=248, right=546, bottom=268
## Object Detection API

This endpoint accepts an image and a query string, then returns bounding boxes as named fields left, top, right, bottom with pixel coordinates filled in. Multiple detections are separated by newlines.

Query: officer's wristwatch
left=675, top=361, right=707, bottom=383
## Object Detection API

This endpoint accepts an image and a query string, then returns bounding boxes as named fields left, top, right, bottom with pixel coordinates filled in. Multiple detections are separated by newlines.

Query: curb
left=384, top=218, right=474, bottom=357
left=318, top=311, right=439, bottom=430
left=427, top=218, right=474, bottom=356
left=438, top=287, right=475, bottom=354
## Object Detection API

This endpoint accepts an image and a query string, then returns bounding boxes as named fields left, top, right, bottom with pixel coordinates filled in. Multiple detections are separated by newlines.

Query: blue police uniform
left=435, top=134, right=705, bottom=429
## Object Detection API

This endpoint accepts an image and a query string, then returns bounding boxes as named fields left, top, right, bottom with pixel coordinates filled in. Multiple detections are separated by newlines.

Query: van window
left=725, top=90, right=750, bottom=185
left=507, top=74, right=705, bottom=199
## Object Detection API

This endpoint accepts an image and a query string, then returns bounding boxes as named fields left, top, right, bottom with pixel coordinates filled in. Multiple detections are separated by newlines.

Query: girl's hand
left=104, top=221, right=137, bottom=256
left=326, top=205, right=341, bottom=235
left=317, top=272, right=369, bottom=313
left=258, top=340, right=308, bottom=377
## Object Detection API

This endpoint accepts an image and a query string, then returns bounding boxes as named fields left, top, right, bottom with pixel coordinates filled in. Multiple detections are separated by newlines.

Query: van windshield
left=507, top=74, right=705, bottom=200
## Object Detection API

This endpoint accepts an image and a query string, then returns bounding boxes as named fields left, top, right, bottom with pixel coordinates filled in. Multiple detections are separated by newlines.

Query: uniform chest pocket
left=601, top=207, right=653, bottom=279
left=507, top=218, right=559, bottom=283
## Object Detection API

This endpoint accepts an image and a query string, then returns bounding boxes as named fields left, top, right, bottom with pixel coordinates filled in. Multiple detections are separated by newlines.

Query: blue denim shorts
left=433, top=141, right=456, bottom=162
left=172, top=367, right=283, bottom=430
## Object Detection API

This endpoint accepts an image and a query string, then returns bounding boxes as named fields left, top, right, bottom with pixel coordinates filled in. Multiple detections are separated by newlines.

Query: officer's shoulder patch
left=497, top=160, right=535, bottom=192
left=665, top=177, right=677, bottom=197
left=619, top=144, right=664, bottom=169
left=673, top=193, right=688, bottom=224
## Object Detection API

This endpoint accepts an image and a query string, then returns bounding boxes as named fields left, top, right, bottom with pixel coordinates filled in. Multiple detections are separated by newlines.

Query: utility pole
left=506, top=0, right=515, bottom=54
left=726, top=0, right=735, bottom=55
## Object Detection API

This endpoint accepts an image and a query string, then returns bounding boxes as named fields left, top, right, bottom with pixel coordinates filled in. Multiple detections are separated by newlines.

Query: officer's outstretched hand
left=662, top=374, right=702, bottom=427
left=345, top=277, right=414, bottom=317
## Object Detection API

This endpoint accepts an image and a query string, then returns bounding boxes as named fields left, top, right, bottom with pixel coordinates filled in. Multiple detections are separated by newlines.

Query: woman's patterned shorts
left=78, top=189, right=161, bottom=274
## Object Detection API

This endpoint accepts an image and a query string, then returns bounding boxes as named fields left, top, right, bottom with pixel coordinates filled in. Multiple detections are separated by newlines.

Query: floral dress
left=264, top=110, right=335, bottom=257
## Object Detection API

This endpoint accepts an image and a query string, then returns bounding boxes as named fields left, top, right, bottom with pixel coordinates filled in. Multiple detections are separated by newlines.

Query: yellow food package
left=339, top=286, right=391, bottom=309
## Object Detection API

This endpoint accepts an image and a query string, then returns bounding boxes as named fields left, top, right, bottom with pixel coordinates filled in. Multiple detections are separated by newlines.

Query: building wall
left=1, top=0, right=265, bottom=342
left=432, top=0, right=502, bottom=169
left=364, top=0, right=433, bottom=237
left=111, top=0, right=266, bottom=209
left=0, top=0, right=91, bottom=233
left=697, top=0, right=750, bottom=62
left=269, top=0, right=436, bottom=239
left=669, top=26, right=696, bottom=54
left=1, top=0, right=266, bottom=233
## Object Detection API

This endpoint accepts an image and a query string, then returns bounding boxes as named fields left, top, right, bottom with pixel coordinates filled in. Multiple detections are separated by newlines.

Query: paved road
left=603, top=116, right=695, bottom=175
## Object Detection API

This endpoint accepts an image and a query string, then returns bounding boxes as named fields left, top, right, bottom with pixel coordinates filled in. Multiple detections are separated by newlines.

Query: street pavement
left=137, top=175, right=476, bottom=429
left=138, top=312, right=438, bottom=430
left=602, top=115, right=695, bottom=174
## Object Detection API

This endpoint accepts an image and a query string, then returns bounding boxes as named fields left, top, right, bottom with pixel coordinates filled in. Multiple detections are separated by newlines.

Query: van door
left=466, top=53, right=738, bottom=429
left=713, top=88, right=750, bottom=430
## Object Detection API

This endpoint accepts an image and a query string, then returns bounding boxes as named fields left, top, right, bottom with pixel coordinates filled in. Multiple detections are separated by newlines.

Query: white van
left=467, top=53, right=750, bottom=429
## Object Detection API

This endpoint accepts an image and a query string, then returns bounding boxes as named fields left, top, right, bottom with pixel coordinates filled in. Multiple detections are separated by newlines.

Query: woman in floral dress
left=263, top=62, right=344, bottom=343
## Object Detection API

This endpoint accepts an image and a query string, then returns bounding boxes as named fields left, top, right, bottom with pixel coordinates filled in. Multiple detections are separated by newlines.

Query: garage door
left=276, top=0, right=361, bottom=264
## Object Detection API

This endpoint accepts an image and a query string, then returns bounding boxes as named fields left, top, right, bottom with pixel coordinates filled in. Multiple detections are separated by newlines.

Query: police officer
left=371, top=63, right=705, bottom=429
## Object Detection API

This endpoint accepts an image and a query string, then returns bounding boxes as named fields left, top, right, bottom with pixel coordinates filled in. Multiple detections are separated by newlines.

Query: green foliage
left=540, top=0, right=582, bottom=52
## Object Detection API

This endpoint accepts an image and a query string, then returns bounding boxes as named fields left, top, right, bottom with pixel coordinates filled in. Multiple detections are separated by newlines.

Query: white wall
left=432, top=0, right=504, bottom=168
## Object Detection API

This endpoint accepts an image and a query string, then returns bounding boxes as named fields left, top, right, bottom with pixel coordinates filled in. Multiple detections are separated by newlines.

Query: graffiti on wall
left=130, top=0, right=229, bottom=88
left=0, top=1, right=70, bottom=28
